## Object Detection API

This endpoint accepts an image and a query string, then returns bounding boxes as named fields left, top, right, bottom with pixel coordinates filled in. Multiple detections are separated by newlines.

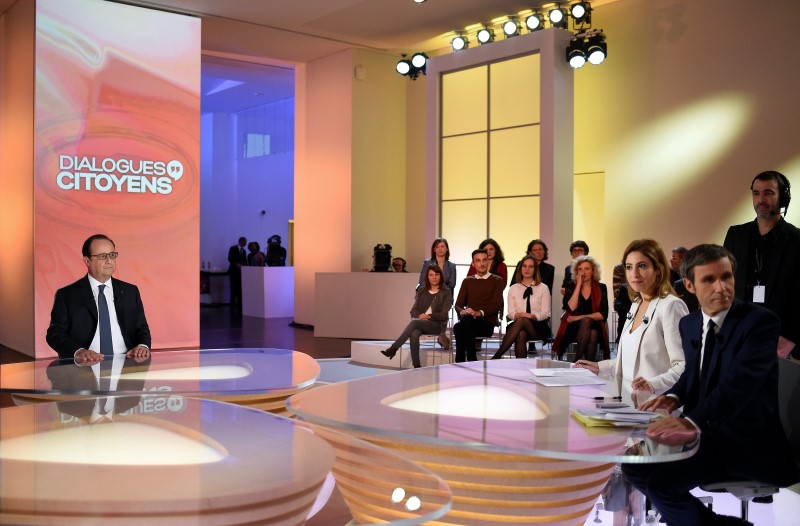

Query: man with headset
left=724, top=170, right=800, bottom=360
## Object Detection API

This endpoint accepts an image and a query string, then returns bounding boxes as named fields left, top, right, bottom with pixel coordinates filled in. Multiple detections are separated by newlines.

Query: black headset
left=751, top=170, right=791, bottom=213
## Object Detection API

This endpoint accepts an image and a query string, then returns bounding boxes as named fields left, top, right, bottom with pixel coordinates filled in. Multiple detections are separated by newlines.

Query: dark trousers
left=453, top=315, right=495, bottom=362
left=622, top=447, right=729, bottom=525
left=229, top=269, right=242, bottom=309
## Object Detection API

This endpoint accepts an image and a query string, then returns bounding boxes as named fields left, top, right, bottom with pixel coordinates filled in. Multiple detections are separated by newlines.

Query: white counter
left=314, top=272, right=419, bottom=339
left=242, top=267, right=294, bottom=318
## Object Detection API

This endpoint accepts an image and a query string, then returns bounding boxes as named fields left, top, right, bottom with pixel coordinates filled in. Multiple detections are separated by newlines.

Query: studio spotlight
left=502, top=18, right=520, bottom=38
left=570, top=2, right=592, bottom=23
left=476, top=26, right=495, bottom=44
left=411, top=52, right=428, bottom=69
left=396, top=59, right=411, bottom=76
left=586, top=33, right=607, bottom=64
left=525, top=13, right=544, bottom=32
left=451, top=34, right=469, bottom=51
left=548, top=7, right=568, bottom=29
left=566, top=38, right=586, bottom=68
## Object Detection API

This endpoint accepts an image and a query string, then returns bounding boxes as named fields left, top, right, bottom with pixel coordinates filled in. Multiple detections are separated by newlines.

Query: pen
left=593, top=396, right=622, bottom=401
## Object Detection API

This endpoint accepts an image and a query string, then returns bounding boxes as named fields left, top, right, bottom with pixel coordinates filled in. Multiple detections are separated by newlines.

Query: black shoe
left=381, top=349, right=397, bottom=360
left=751, top=495, right=773, bottom=504
left=712, top=514, right=754, bottom=526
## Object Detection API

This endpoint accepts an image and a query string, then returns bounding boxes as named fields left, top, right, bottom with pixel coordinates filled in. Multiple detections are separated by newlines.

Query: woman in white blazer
left=576, top=239, right=687, bottom=402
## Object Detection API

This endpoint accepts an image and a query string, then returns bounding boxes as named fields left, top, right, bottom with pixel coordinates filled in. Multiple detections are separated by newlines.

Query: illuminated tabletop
left=0, top=348, right=320, bottom=415
left=287, top=359, right=697, bottom=525
left=0, top=396, right=452, bottom=525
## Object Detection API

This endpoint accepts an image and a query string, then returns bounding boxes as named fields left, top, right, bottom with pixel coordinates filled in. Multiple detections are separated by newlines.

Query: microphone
left=690, top=339, right=700, bottom=350
left=642, top=316, right=650, bottom=325
left=626, top=312, right=633, bottom=320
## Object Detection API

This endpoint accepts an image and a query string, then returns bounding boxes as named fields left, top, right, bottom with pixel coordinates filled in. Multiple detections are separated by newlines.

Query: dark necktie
left=523, top=285, right=533, bottom=314
left=98, top=284, right=114, bottom=356
left=700, top=319, right=716, bottom=393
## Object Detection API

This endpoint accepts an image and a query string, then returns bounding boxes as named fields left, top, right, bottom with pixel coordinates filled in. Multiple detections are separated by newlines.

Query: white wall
left=200, top=98, right=295, bottom=270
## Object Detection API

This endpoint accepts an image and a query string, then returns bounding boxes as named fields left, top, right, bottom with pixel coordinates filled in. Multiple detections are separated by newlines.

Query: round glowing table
left=287, top=359, right=698, bottom=526
left=0, top=396, right=452, bottom=525
left=0, top=348, right=319, bottom=415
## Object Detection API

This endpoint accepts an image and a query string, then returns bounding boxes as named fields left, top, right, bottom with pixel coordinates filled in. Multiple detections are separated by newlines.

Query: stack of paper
left=529, top=368, right=606, bottom=386
left=571, top=407, right=661, bottom=427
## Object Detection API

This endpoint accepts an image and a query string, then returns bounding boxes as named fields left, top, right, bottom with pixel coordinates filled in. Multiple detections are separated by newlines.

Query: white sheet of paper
left=529, top=368, right=606, bottom=386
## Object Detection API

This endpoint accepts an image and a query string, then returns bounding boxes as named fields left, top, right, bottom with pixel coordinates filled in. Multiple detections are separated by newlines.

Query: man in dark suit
left=623, top=244, right=797, bottom=526
left=559, top=240, right=589, bottom=296
left=46, top=234, right=151, bottom=365
left=227, top=236, right=248, bottom=311
left=723, top=170, right=800, bottom=360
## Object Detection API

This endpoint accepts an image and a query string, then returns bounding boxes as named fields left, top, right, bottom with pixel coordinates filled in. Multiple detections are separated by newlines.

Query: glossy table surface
left=0, top=395, right=452, bottom=525
left=0, top=348, right=319, bottom=397
left=288, top=359, right=698, bottom=464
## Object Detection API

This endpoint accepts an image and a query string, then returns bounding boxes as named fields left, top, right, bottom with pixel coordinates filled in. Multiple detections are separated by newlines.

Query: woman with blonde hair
left=576, top=239, right=687, bottom=399
left=552, top=255, right=609, bottom=361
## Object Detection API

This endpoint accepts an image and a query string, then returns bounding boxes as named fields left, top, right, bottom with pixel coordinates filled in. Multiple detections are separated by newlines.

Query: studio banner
left=34, top=0, right=201, bottom=356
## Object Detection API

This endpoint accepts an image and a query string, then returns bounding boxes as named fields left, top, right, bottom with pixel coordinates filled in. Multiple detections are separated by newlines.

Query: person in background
left=227, top=236, right=247, bottom=311
left=392, top=257, right=408, bottom=273
left=381, top=265, right=453, bottom=368
left=553, top=255, right=609, bottom=361
left=247, top=241, right=265, bottom=266
left=623, top=244, right=797, bottom=525
left=723, top=170, right=800, bottom=359
left=418, top=238, right=457, bottom=291
left=560, top=240, right=590, bottom=295
left=669, top=246, right=687, bottom=283
left=510, top=239, right=555, bottom=293
left=576, top=239, right=687, bottom=404
left=467, top=238, right=508, bottom=286
left=491, top=256, right=551, bottom=359
left=454, top=249, right=505, bottom=362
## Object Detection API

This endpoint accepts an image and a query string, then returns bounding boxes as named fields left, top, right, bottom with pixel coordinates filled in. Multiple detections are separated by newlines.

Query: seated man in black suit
left=453, top=249, right=504, bottom=362
left=623, top=244, right=797, bottom=525
left=46, top=234, right=151, bottom=365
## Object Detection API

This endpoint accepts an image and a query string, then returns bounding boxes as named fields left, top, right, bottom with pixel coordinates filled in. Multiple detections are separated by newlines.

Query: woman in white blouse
left=491, top=256, right=551, bottom=359
left=576, top=239, right=687, bottom=402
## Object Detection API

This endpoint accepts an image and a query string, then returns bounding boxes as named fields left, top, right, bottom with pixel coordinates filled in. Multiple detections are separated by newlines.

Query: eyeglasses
left=89, top=252, right=119, bottom=260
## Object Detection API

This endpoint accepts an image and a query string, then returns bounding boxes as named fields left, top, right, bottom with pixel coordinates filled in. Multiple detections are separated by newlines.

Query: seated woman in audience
left=511, top=239, right=555, bottom=293
left=491, top=256, right=551, bottom=359
left=418, top=238, right=457, bottom=291
left=382, top=264, right=453, bottom=368
left=576, top=239, right=687, bottom=401
left=553, top=255, right=609, bottom=361
left=467, top=238, right=508, bottom=285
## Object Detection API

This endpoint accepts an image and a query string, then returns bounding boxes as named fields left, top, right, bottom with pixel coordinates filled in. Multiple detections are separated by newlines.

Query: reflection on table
left=0, top=396, right=452, bottom=526
left=0, top=396, right=334, bottom=525
left=0, top=348, right=319, bottom=415
left=287, top=359, right=698, bottom=526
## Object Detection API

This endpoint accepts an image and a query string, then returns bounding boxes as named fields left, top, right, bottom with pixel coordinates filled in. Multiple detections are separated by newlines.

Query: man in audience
left=453, top=249, right=504, bottom=362
left=669, top=246, right=687, bottom=283
left=723, top=170, right=800, bottom=359
left=392, top=257, right=408, bottom=272
left=560, top=240, right=589, bottom=295
left=623, top=244, right=796, bottom=526
left=46, top=234, right=151, bottom=365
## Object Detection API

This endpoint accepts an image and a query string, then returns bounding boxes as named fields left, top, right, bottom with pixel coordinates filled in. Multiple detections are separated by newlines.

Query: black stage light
left=502, top=18, right=520, bottom=38
left=566, top=38, right=587, bottom=68
left=451, top=34, right=468, bottom=51
left=570, top=2, right=592, bottom=23
left=411, top=52, right=428, bottom=69
left=586, top=33, right=607, bottom=65
left=476, top=26, right=495, bottom=44
left=549, top=7, right=568, bottom=29
left=525, top=13, right=544, bottom=32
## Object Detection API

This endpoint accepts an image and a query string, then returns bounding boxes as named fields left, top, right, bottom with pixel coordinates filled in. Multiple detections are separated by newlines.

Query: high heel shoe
left=381, top=349, right=397, bottom=360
